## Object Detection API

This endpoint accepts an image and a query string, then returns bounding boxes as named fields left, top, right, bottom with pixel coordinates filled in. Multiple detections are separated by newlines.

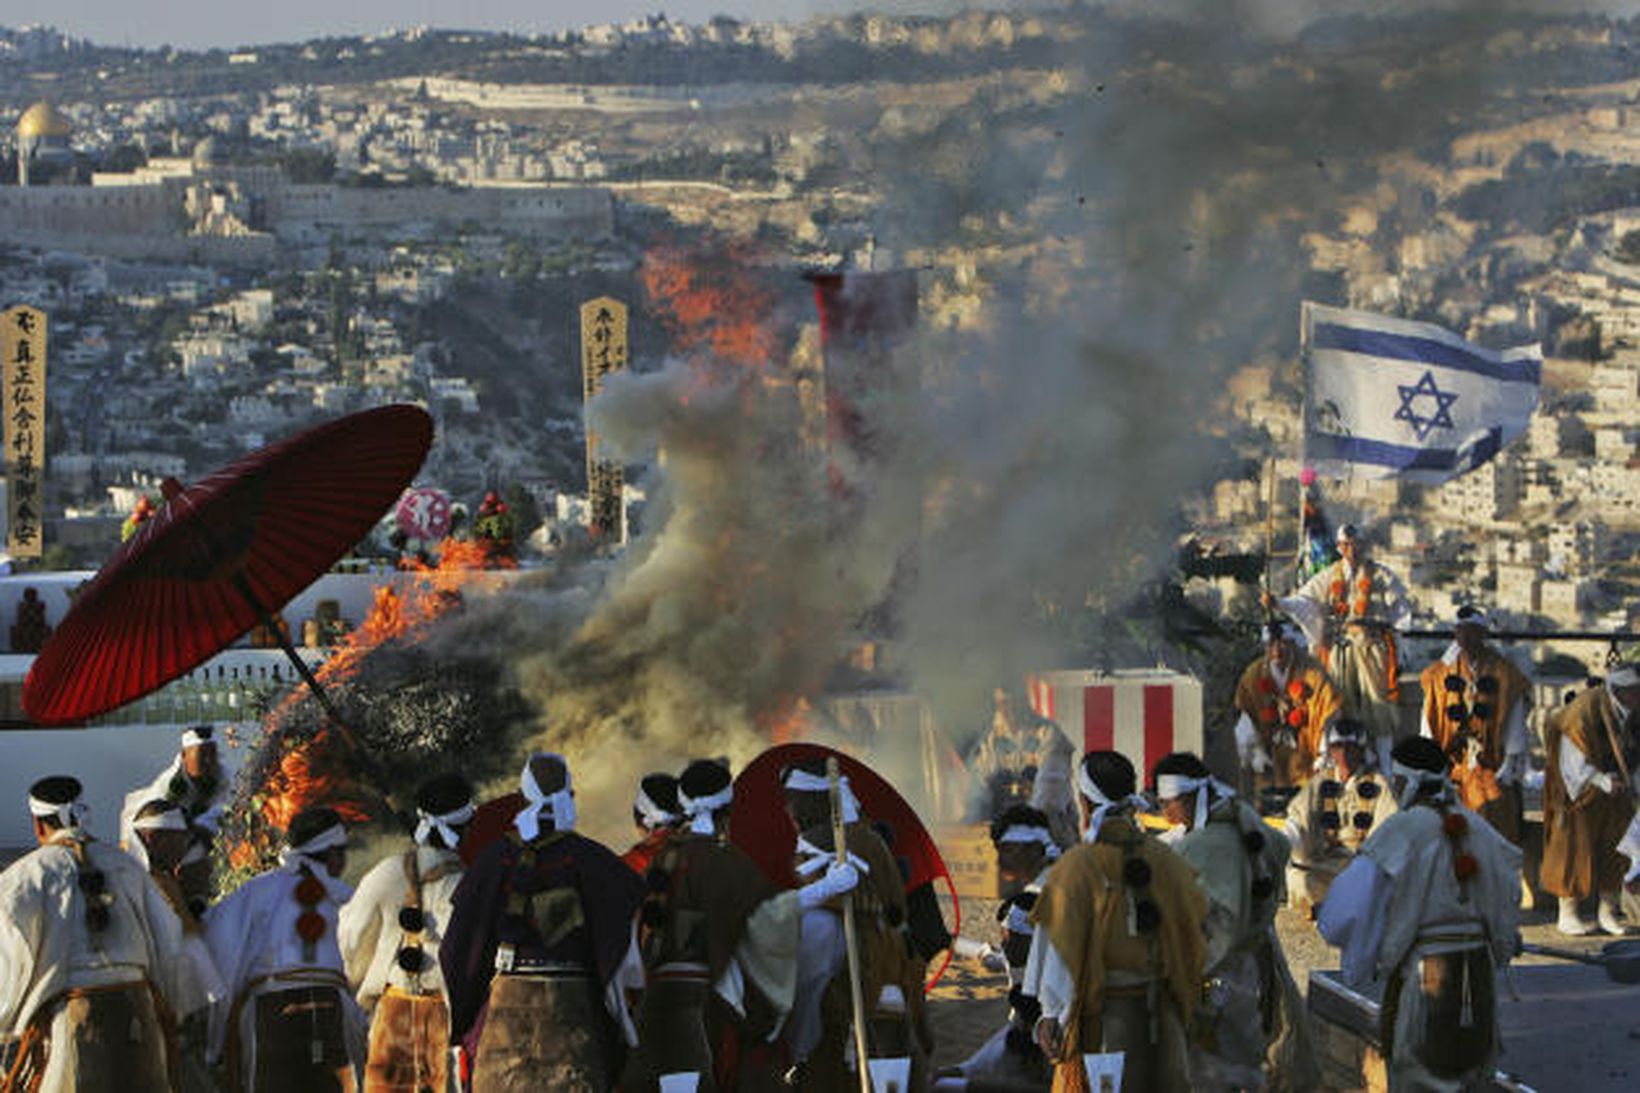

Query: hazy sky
left=2, top=1, right=969, bottom=51
left=6, top=1, right=1640, bottom=51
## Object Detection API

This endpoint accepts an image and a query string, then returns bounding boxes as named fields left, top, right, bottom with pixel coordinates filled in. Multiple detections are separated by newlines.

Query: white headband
left=1391, top=759, right=1452, bottom=808
left=996, top=823, right=1061, bottom=861
left=280, top=822, right=347, bottom=867
left=1324, top=722, right=1368, bottom=749
left=180, top=727, right=213, bottom=749
left=634, top=785, right=679, bottom=831
left=1453, top=608, right=1489, bottom=631
left=1076, top=764, right=1148, bottom=844
left=677, top=784, right=734, bottom=836
left=781, top=768, right=861, bottom=823
left=414, top=801, right=474, bottom=848
left=28, top=795, right=87, bottom=828
left=1154, top=772, right=1232, bottom=831
left=132, top=807, right=189, bottom=833
left=516, top=755, right=576, bottom=841
left=1265, top=620, right=1306, bottom=648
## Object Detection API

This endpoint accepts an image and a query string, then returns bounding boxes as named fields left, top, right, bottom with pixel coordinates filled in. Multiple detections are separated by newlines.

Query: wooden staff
left=1263, top=453, right=1277, bottom=620
left=828, top=757, right=873, bottom=1093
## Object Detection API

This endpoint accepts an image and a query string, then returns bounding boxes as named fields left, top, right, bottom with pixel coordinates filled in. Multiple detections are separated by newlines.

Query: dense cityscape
left=8, top=6, right=1640, bottom=1089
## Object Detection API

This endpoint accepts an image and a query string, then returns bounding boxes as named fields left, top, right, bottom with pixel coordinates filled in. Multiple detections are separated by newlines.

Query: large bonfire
left=217, top=541, right=529, bottom=886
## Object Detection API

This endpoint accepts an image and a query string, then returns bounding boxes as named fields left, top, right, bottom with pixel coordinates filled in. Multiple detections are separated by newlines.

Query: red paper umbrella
left=23, top=405, right=434, bottom=726
left=730, top=742, right=959, bottom=989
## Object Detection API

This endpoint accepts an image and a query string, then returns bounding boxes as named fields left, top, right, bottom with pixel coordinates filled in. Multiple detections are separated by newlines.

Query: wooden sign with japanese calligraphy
left=1, top=306, right=46, bottom=557
left=579, top=296, right=628, bottom=542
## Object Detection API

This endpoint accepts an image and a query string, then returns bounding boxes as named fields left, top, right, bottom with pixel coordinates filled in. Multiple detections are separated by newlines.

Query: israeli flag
left=1302, top=301, right=1541, bottom=483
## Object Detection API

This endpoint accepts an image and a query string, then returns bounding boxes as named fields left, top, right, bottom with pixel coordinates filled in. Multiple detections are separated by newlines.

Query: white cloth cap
left=1453, top=606, right=1489, bottom=631
left=634, top=784, right=679, bottom=832
left=781, top=767, right=861, bottom=822
left=131, top=806, right=189, bottom=833
left=677, top=784, right=733, bottom=836
left=414, top=801, right=474, bottom=848
left=1154, top=772, right=1234, bottom=831
left=1075, top=763, right=1147, bottom=844
left=1609, top=664, right=1640, bottom=689
left=996, top=823, right=1061, bottom=861
left=515, top=753, right=576, bottom=841
left=27, top=794, right=87, bottom=829
left=180, top=726, right=213, bottom=749
left=279, top=821, right=347, bottom=868
left=1391, top=759, right=1454, bottom=809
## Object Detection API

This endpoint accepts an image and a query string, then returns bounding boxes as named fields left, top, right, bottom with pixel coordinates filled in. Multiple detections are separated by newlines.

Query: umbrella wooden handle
left=828, top=758, right=873, bottom=1093
left=232, top=573, right=410, bottom=830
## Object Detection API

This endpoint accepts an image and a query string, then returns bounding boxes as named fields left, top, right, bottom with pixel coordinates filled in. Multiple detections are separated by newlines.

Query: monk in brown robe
left=1027, top=752, right=1205, bottom=1093
left=1232, top=620, right=1341, bottom=794
left=1542, top=668, right=1640, bottom=936
left=780, top=760, right=928, bottom=1092
left=1418, top=605, right=1532, bottom=844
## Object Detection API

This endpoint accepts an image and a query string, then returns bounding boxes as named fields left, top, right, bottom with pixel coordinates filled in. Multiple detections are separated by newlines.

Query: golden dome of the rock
left=17, top=102, right=71, bottom=140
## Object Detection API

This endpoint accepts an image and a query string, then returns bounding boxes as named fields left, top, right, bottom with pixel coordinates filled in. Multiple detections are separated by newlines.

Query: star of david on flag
left=1302, top=301, right=1541, bottom=483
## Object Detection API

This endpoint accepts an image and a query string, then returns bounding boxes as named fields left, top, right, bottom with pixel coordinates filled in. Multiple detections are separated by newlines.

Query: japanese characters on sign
left=1, top=306, right=47, bottom=558
left=579, top=296, right=629, bottom=542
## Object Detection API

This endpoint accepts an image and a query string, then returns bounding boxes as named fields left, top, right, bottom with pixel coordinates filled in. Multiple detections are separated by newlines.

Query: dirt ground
left=923, top=891, right=1636, bottom=1081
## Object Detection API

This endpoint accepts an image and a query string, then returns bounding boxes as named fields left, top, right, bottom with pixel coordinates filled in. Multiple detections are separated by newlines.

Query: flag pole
left=1263, top=454, right=1276, bottom=621
left=1295, top=300, right=1314, bottom=594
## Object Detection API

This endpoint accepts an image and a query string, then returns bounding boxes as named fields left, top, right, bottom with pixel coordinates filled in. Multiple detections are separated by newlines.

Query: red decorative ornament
left=1286, top=679, right=1308, bottom=702
left=1260, top=705, right=1279, bottom=725
left=1352, top=597, right=1369, bottom=616
left=1330, top=579, right=1347, bottom=599
left=1453, top=853, right=1479, bottom=881
left=1257, top=677, right=1276, bottom=695
left=1285, top=708, right=1307, bottom=729
left=296, top=910, right=327, bottom=943
left=294, top=876, right=326, bottom=906
left=1442, top=812, right=1468, bottom=838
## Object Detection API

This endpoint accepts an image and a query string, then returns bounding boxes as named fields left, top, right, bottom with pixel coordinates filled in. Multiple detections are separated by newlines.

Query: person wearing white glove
left=797, top=860, right=859, bottom=909
left=779, top=759, right=925, bottom=1088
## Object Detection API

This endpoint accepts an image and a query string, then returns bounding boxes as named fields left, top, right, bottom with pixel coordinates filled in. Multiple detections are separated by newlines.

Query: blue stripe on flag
left=1311, top=321, right=1541, bottom=385
left=1308, top=429, right=1502, bottom=473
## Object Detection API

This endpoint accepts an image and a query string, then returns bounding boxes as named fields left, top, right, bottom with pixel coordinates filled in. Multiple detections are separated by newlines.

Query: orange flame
left=641, top=240, right=779, bottom=374
left=248, top=540, right=506, bottom=839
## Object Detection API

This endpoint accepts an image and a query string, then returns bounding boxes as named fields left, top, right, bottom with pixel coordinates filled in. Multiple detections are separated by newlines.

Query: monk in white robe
left=0, top=776, right=200, bottom=1092
left=1319, top=737, right=1521, bottom=1093
left=1279, top=523, right=1414, bottom=772
left=1283, top=718, right=1396, bottom=914
left=1155, top=753, right=1317, bottom=1092
left=339, top=774, right=473, bottom=1093
left=205, top=806, right=366, bottom=1093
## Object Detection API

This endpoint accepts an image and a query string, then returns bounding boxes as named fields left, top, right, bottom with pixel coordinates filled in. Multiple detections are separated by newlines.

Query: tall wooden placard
left=1, top=306, right=47, bottom=557
left=580, top=296, right=628, bottom=542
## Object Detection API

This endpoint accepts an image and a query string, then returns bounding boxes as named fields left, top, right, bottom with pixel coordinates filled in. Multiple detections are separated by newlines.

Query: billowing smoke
left=274, top=3, right=1562, bottom=846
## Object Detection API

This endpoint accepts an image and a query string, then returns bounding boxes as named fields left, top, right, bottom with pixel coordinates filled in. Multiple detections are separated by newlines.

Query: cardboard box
left=935, top=822, right=998, bottom=900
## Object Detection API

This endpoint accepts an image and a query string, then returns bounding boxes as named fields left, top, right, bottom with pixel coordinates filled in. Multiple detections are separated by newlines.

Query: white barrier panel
left=867, top=1057, right=912, bottom=1093
left=1026, top=668, right=1203, bottom=783
left=1083, top=1050, right=1125, bottom=1091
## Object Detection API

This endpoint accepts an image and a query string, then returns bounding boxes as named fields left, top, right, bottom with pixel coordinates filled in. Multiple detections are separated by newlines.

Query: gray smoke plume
left=301, top=3, right=1569, bottom=844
